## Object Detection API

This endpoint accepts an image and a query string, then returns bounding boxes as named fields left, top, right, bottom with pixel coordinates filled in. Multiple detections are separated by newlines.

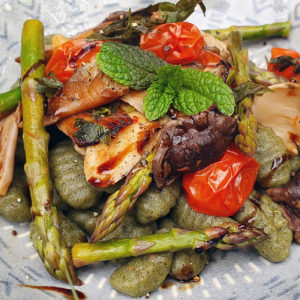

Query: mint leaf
left=175, top=69, right=235, bottom=115
left=97, top=42, right=167, bottom=90
left=143, top=81, right=175, bottom=121
left=157, top=64, right=183, bottom=90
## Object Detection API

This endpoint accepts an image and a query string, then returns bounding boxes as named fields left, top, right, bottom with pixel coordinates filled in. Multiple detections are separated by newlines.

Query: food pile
left=0, top=0, right=299, bottom=298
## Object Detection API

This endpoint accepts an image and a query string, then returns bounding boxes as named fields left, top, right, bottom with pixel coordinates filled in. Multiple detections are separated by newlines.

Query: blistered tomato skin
left=140, top=22, right=204, bottom=65
left=45, top=38, right=103, bottom=83
left=267, top=47, right=300, bottom=82
left=182, top=144, right=260, bottom=217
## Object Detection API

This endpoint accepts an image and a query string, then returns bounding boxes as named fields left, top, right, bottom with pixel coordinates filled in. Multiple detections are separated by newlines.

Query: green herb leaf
left=143, top=81, right=175, bottom=121
left=73, top=120, right=111, bottom=147
left=89, top=101, right=120, bottom=120
left=86, top=0, right=205, bottom=43
left=233, top=81, right=272, bottom=103
left=35, top=72, right=63, bottom=98
left=270, top=55, right=300, bottom=74
left=157, top=64, right=183, bottom=90
left=174, top=69, right=235, bottom=115
left=97, top=42, right=167, bottom=90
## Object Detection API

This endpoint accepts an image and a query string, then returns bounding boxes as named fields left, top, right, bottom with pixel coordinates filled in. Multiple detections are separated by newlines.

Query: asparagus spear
left=249, top=61, right=289, bottom=86
left=73, top=222, right=266, bottom=267
left=227, top=31, right=257, bottom=156
left=205, top=21, right=290, bottom=41
left=0, top=87, right=21, bottom=114
left=21, top=20, right=80, bottom=288
left=91, top=150, right=155, bottom=243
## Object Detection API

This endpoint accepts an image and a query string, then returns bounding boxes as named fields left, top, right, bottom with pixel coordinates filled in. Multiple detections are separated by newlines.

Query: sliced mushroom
left=252, top=83, right=300, bottom=155
left=0, top=105, right=21, bottom=195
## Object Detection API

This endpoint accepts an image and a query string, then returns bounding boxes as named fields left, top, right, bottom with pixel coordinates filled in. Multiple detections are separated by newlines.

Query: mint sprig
left=96, top=42, right=167, bottom=90
left=144, top=65, right=235, bottom=120
left=96, top=42, right=235, bottom=120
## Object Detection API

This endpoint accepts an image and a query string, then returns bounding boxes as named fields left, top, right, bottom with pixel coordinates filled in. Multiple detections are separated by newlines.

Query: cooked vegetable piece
left=0, top=87, right=22, bottom=114
left=153, top=107, right=237, bottom=188
left=110, top=252, right=173, bottom=297
left=182, top=144, right=259, bottom=217
left=204, top=21, right=290, bottom=41
left=249, top=62, right=289, bottom=86
left=45, top=60, right=129, bottom=125
left=267, top=47, right=300, bottom=82
left=84, top=104, right=161, bottom=188
left=172, top=194, right=234, bottom=230
left=0, top=167, right=31, bottom=222
left=45, top=39, right=103, bottom=83
left=252, top=83, right=300, bottom=155
left=21, top=19, right=79, bottom=285
left=31, top=211, right=87, bottom=250
left=234, top=193, right=293, bottom=262
left=170, top=250, right=208, bottom=281
left=86, top=0, right=206, bottom=43
left=72, top=221, right=266, bottom=266
left=49, top=140, right=102, bottom=209
left=254, top=124, right=291, bottom=188
left=135, top=181, right=181, bottom=224
left=0, top=106, right=21, bottom=195
left=140, top=22, right=204, bottom=65
left=227, top=31, right=257, bottom=156
left=91, top=150, right=156, bottom=243
left=159, top=219, right=209, bottom=281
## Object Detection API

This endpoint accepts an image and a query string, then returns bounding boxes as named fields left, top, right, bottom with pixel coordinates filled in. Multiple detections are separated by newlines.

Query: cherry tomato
left=182, top=144, right=260, bottom=217
left=45, top=39, right=103, bottom=83
left=140, top=22, right=204, bottom=65
left=197, top=50, right=222, bottom=67
left=267, top=47, right=300, bottom=82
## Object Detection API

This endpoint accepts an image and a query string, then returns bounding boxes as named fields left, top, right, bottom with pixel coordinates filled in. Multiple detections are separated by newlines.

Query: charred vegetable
left=135, top=181, right=181, bottom=224
left=153, top=107, right=237, bottom=188
left=49, top=141, right=102, bottom=209
left=86, top=0, right=206, bottom=43
left=255, top=124, right=291, bottom=188
left=234, top=192, right=293, bottom=262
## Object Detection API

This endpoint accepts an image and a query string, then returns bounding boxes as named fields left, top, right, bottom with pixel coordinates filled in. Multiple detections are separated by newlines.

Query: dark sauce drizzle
left=20, top=285, right=86, bottom=300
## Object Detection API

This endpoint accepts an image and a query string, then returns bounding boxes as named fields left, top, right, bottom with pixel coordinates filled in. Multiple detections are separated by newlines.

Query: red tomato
left=267, top=47, right=300, bottom=81
left=140, top=22, right=204, bottom=65
left=45, top=39, right=103, bottom=83
left=182, top=144, right=260, bottom=217
left=197, top=50, right=222, bottom=67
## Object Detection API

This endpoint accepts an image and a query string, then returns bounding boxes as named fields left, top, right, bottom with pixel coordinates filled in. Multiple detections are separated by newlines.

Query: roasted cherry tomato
left=182, top=144, right=260, bottom=217
left=267, top=47, right=300, bottom=82
left=45, top=38, right=103, bottom=83
left=197, top=50, right=222, bottom=67
left=140, top=22, right=204, bottom=65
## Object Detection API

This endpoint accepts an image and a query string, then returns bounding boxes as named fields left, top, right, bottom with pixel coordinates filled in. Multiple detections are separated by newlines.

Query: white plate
left=0, top=0, right=300, bottom=299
